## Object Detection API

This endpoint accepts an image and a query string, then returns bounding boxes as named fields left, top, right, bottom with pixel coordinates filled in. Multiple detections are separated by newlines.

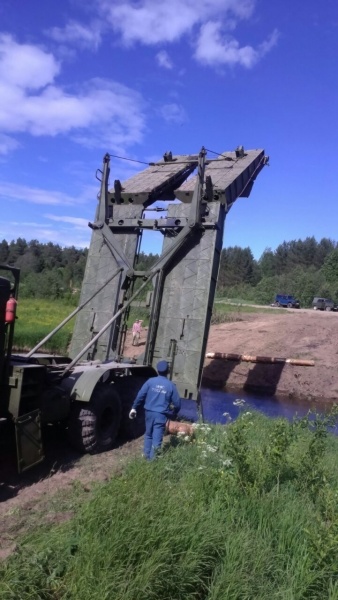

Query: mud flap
left=15, top=409, right=44, bottom=473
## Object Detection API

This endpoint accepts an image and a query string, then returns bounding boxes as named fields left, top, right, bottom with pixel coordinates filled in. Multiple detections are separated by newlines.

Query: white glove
left=129, top=409, right=137, bottom=419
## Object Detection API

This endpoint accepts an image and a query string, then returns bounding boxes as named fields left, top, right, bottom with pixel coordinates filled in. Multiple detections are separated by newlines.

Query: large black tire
left=68, top=384, right=121, bottom=453
left=113, top=377, right=147, bottom=439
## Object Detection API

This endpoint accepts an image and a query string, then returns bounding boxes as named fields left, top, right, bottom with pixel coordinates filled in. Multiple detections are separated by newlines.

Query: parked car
left=312, top=297, right=337, bottom=311
left=274, top=294, right=300, bottom=308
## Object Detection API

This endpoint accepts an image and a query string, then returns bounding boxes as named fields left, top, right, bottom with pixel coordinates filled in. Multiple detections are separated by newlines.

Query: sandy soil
left=203, top=308, right=338, bottom=402
left=1, top=306, right=337, bottom=558
left=124, top=307, right=338, bottom=402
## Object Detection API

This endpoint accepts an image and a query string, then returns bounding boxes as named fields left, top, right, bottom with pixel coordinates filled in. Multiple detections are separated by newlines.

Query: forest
left=1, top=236, right=338, bottom=308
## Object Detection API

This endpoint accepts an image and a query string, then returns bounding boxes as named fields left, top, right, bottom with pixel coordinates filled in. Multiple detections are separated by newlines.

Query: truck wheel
left=68, top=384, right=121, bottom=453
left=325, top=306, right=332, bottom=311
left=287, top=302, right=292, bottom=308
left=275, top=302, right=280, bottom=307
left=113, top=377, right=147, bottom=439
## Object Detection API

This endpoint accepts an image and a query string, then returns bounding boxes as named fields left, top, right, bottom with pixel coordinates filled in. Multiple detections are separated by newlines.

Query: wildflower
left=243, top=411, right=252, bottom=417
left=206, top=445, right=217, bottom=453
left=233, top=399, right=246, bottom=406
left=177, top=431, right=185, bottom=437
left=222, top=459, right=233, bottom=467
left=199, top=425, right=211, bottom=433
left=183, top=435, right=190, bottom=442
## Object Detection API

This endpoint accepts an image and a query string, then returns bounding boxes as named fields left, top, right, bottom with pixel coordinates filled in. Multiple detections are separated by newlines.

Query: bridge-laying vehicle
left=0, top=146, right=268, bottom=472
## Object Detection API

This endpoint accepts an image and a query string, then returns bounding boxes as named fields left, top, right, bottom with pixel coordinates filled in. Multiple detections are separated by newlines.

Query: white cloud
left=101, top=0, right=255, bottom=45
left=159, top=103, right=187, bottom=124
left=259, top=29, right=280, bottom=55
left=97, top=0, right=277, bottom=70
left=0, top=181, right=92, bottom=206
left=0, top=35, right=146, bottom=152
left=1, top=220, right=91, bottom=248
left=0, top=34, right=60, bottom=89
left=45, top=215, right=89, bottom=228
left=156, top=50, right=173, bottom=69
left=0, top=133, right=20, bottom=155
left=46, top=21, right=102, bottom=50
left=194, top=22, right=279, bottom=67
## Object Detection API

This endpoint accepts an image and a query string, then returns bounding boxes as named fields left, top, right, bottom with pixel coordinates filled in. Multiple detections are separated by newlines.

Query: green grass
left=211, top=301, right=277, bottom=324
left=12, top=299, right=152, bottom=354
left=12, top=297, right=274, bottom=354
left=1, top=409, right=338, bottom=599
left=13, top=299, right=75, bottom=354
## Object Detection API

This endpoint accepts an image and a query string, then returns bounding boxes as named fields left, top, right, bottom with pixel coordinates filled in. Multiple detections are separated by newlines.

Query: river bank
left=203, top=308, right=338, bottom=402
left=122, top=308, right=338, bottom=403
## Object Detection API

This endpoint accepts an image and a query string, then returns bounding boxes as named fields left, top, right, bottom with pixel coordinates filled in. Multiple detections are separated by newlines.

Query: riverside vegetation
left=1, top=407, right=338, bottom=599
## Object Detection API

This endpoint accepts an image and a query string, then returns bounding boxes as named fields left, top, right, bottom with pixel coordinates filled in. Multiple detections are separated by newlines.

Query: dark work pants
left=144, top=410, right=167, bottom=460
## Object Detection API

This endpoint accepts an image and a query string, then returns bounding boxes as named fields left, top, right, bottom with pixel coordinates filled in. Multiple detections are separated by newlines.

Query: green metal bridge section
left=69, top=147, right=268, bottom=400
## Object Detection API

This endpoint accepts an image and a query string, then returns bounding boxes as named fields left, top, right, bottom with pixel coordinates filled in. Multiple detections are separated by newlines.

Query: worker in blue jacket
left=129, top=360, right=181, bottom=459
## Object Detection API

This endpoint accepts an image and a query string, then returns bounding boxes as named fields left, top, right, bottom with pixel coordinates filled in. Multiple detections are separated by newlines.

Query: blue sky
left=0, top=0, right=337, bottom=259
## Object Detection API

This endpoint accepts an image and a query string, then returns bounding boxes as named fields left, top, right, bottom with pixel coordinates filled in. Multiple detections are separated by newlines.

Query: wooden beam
left=205, top=352, right=314, bottom=367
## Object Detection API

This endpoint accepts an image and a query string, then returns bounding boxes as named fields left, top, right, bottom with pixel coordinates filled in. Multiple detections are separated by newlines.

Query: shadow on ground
left=0, top=422, right=136, bottom=503
left=202, top=358, right=285, bottom=396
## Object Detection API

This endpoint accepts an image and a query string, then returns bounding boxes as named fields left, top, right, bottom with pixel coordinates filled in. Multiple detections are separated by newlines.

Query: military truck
left=0, top=146, right=268, bottom=472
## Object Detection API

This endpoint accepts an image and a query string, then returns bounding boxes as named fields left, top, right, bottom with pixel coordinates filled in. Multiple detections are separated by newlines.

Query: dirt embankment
left=203, top=309, right=338, bottom=402
left=123, top=308, right=338, bottom=402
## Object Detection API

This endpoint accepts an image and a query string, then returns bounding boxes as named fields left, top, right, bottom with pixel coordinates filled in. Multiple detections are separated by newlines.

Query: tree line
left=218, top=237, right=338, bottom=307
left=1, top=236, right=338, bottom=307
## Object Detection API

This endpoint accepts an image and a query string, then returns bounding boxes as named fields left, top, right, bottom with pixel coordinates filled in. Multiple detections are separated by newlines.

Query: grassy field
left=13, top=298, right=75, bottom=354
left=13, top=299, right=153, bottom=354
left=211, top=300, right=276, bottom=324
left=1, top=409, right=338, bottom=599
left=13, top=299, right=276, bottom=354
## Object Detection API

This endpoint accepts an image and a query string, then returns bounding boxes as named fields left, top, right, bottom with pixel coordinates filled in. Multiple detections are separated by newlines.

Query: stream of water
left=179, top=388, right=338, bottom=433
